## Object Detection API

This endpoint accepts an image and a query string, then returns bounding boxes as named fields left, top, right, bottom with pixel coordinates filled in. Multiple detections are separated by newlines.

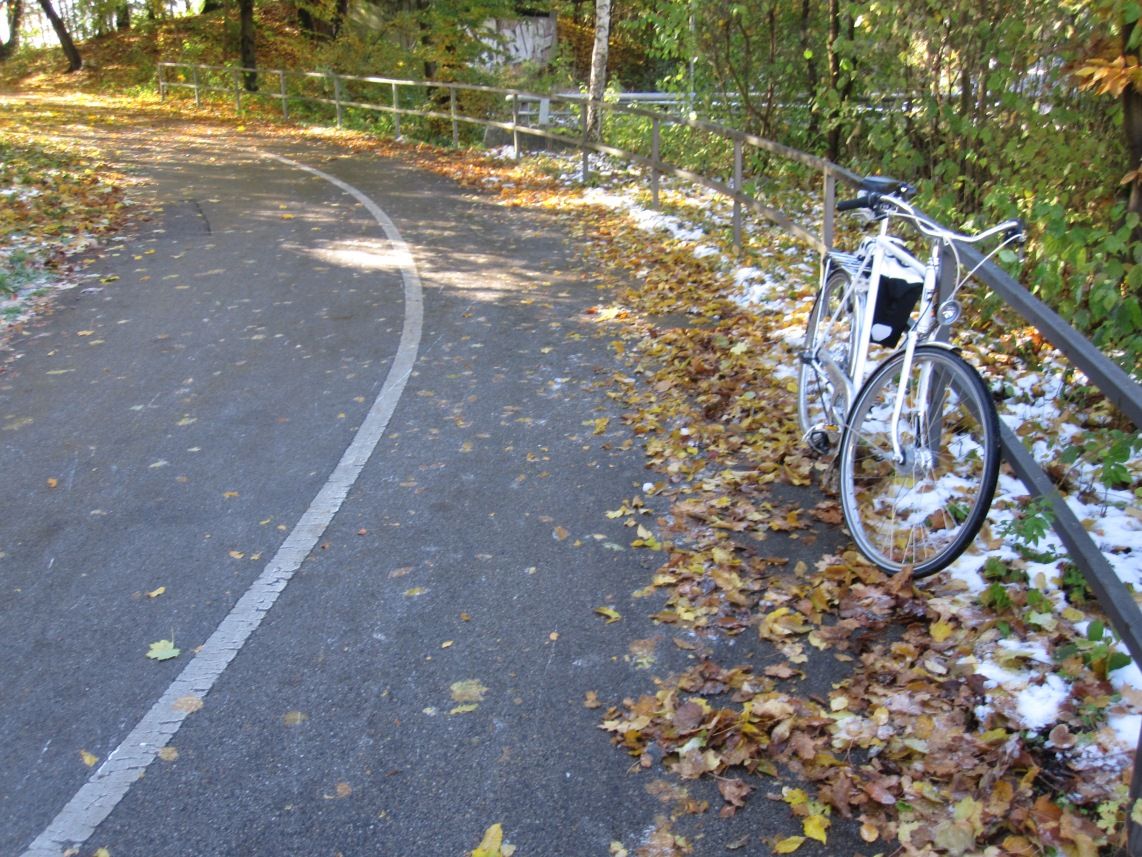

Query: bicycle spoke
left=839, top=346, right=1000, bottom=577
left=797, top=268, right=858, bottom=450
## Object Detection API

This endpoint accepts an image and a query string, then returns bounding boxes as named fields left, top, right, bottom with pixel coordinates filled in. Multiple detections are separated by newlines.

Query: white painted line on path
left=22, top=153, right=424, bottom=856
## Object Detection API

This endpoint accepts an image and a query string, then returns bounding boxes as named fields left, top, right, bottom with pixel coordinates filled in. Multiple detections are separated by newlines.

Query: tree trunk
left=586, top=0, right=611, bottom=141
left=238, top=0, right=256, bottom=91
left=0, top=0, right=23, bottom=61
left=331, top=0, right=347, bottom=38
left=36, top=0, right=81, bottom=71
left=800, top=0, right=819, bottom=143
left=1124, top=21, right=1142, bottom=222
left=825, top=0, right=840, bottom=160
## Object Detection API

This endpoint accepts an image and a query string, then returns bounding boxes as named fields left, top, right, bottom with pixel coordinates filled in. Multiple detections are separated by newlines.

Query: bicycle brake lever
left=1004, top=219, right=1027, bottom=245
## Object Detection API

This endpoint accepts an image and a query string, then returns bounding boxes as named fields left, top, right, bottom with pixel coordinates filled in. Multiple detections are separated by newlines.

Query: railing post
left=822, top=170, right=836, bottom=252
left=450, top=85, right=459, bottom=147
left=1131, top=738, right=1142, bottom=856
left=650, top=116, right=660, bottom=210
left=732, top=138, right=743, bottom=249
left=512, top=93, right=521, bottom=161
left=192, top=66, right=201, bottom=108
left=232, top=68, right=241, bottom=113
left=332, top=72, right=343, bottom=128
left=580, top=101, right=589, bottom=183
left=158, top=64, right=166, bottom=101
left=279, top=70, right=288, bottom=119
left=392, top=82, right=401, bottom=137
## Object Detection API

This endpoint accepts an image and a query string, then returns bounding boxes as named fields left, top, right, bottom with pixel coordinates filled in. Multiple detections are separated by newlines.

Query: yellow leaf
left=80, top=749, right=99, bottom=767
left=803, top=813, right=829, bottom=844
left=594, top=606, right=622, bottom=623
left=471, top=823, right=505, bottom=857
left=782, top=788, right=809, bottom=807
left=930, top=619, right=954, bottom=642
left=228, top=550, right=245, bottom=559
left=450, top=679, right=488, bottom=704
left=158, top=746, right=179, bottom=762
left=146, top=586, right=166, bottom=598
left=404, top=586, right=427, bottom=597
left=593, top=417, right=610, bottom=435
left=774, top=835, right=805, bottom=853
left=282, top=710, right=309, bottom=726
left=94, top=849, right=111, bottom=857
left=46, top=477, right=58, bottom=489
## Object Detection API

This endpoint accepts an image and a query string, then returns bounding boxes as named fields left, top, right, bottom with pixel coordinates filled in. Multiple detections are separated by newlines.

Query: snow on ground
left=546, top=152, right=1142, bottom=757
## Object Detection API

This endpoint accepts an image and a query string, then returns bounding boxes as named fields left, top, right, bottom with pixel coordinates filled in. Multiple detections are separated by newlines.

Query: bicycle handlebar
left=835, top=185, right=1025, bottom=247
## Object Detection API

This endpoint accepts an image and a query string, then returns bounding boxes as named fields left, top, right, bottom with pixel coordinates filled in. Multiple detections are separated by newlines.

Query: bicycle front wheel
left=837, top=345, right=1000, bottom=578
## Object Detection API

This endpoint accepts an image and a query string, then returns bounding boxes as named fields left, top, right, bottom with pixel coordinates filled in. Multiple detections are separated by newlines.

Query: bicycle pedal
left=806, top=427, right=837, bottom=456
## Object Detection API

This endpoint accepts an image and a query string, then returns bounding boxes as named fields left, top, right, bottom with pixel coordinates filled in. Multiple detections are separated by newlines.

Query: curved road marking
left=23, top=153, right=424, bottom=856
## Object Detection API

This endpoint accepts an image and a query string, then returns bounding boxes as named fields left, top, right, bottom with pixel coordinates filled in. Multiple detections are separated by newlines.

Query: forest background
left=1, top=0, right=1141, bottom=375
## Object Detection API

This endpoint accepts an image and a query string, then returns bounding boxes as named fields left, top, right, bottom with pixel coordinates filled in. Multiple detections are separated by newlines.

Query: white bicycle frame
left=814, top=195, right=1022, bottom=463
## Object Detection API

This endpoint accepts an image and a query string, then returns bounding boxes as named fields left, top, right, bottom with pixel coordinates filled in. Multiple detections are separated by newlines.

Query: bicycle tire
left=797, top=268, right=858, bottom=445
left=837, top=345, right=1000, bottom=578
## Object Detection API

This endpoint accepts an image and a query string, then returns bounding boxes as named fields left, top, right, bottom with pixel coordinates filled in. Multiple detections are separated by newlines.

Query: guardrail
left=157, top=60, right=1142, bottom=847
left=156, top=62, right=861, bottom=252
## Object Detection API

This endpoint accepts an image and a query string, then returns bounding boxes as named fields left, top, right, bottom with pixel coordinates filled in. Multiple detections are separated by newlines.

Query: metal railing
left=157, top=61, right=861, bottom=252
left=157, top=60, right=1142, bottom=845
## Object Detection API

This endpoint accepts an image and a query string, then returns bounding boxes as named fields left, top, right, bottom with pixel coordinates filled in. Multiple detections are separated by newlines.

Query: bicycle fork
left=888, top=249, right=942, bottom=466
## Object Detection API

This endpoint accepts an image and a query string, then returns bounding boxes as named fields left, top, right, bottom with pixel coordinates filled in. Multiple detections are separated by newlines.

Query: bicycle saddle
left=859, top=176, right=916, bottom=198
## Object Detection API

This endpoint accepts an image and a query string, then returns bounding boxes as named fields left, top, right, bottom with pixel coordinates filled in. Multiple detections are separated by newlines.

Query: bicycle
left=797, top=176, right=1025, bottom=577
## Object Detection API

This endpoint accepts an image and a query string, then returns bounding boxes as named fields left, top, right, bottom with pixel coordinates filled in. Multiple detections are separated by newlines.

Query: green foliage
left=319, top=0, right=515, bottom=82
left=607, top=0, right=1141, bottom=367
left=982, top=556, right=1029, bottom=585
left=996, top=499, right=1060, bottom=563
left=1061, top=563, right=1093, bottom=605
left=1056, top=619, right=1133, bottom=680
left=1060, top=429, right=1142, bottom=495
left=0, top=250, right=34, bottom=297
left=980, top=581, right=1015, bottom=613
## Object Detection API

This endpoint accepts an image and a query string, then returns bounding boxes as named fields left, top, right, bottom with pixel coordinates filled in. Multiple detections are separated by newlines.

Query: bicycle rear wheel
left=837, top=345, right=1000, bottom=578
left=797, top=267, right=858, bottom=451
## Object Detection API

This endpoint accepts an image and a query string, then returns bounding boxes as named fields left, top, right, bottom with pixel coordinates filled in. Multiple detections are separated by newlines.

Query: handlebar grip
left=836, top=195, right=873, bottom=212
left=1005, top=218, right=1027, bottom=243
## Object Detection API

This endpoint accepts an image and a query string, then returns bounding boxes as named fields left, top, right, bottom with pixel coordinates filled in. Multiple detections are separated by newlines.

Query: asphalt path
left=1, top=111, right=859, bottom=856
